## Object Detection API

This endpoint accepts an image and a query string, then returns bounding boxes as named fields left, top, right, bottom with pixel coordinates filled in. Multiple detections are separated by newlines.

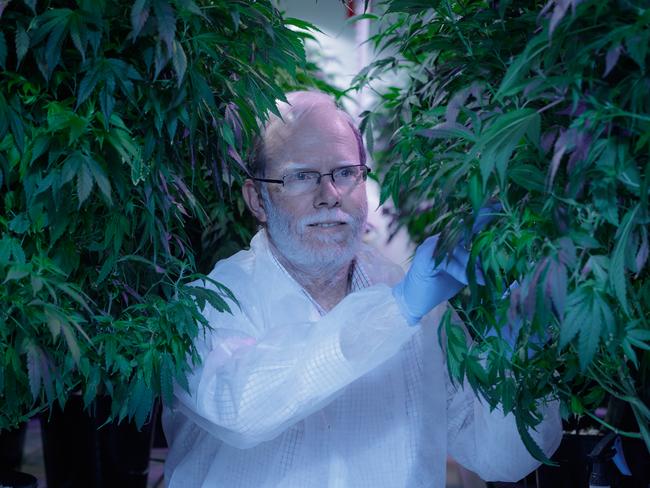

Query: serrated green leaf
left=43, top=12, right=71, bottom=80
left=61, top=321, right=80, bottom=365
left=560, top=288, right=589, bottom=348
left=191, top=275, right=237, bottom=311
left=509, top=164, right=546, bottom=193
left=628, top=328, right=650, bottom=342
left=134, top=386, right=153, bottom=429
left=131, top=0, right=151, bottom=40
left=441, top=311, right=468, bottom=386
left=628, top=337, right=650, bottom=351
left=15, top=25, right=29, bottom=68
left=284, top=17, right=322, bottom=32
left=83, top=366, right=100, bottom=408
left=60, top=151, right=83, bottom=185
left=4, top=263, right=32, bottom=282
left=55, top=282, right=93, bottom=315
left=500, top=377, right=516, bottom=414
left=30, top=134, right=50, bottom=164
left=95, top=256, right=115, bottom=286
left=610, top=205, right=639, bottom=315
left=85, top=156, right=111, bottom=204
left=47, top=102, right=72, bottom=131
left=69, top=15, right=86, bottom=62
left=67, top=115, right=87, bottom=145
left=497, top=34, right=547, bottom=99
left=128, top=374, right=146, bottom=417
left=201, top=287, right=220, bottom=312
left=478, top=109, right=539, bottom=188
left=515, top=409, right=553, bottom=465
left=189, top=70, right=214, bottom=107
left=418, top=122, right=476, bottom=142
left=174, top=363, right=190, bottom=395
left=599, top=300, right=615, bottom=337
left=467, top=357, right=488, bottom=385
left=76, top=63, right=101, bottom=108
left=160, top=354, right=174, bottom=406
left=99, top=83, right=115, bottom=122
left=172, top=39, right=187, bottom=86
left=153, top=0, right=175, bottom=54
left=26, top=345, right=43, bottom=401
left=177, top=0, right=204, bottom=17
left=8, top=239, right=24, bottom=265
left=106, top=128, right=147, bottom=184
left=577, top=297, right=603, bottom=370
left=77, top=161, right=93, bottom=206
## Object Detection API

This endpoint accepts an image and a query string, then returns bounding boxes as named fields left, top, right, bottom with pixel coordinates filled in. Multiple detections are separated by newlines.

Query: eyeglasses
left=250, top=164, right=371, bottom=196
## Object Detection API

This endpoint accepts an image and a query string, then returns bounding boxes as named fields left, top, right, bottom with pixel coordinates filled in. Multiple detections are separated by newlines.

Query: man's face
left=259, top=107, right=368, bottom=269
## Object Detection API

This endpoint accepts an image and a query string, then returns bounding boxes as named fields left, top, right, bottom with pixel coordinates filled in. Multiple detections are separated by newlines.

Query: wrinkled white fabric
left=163, top=230, right=562, bottom=487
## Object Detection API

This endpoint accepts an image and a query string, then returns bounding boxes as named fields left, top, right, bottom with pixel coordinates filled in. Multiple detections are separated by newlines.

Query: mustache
left=299, top=210, right=355, bottom=227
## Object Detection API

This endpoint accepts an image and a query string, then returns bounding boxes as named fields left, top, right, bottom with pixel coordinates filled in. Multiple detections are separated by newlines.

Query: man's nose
left=314, top=174, right=341, bottom=208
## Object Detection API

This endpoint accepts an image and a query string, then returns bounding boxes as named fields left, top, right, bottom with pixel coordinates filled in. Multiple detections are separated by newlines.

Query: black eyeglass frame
left=249, top=164, right=371, bottom=188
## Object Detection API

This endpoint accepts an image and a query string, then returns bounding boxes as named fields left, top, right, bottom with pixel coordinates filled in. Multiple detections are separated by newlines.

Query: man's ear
left=242, top=179, right=268, bottom=223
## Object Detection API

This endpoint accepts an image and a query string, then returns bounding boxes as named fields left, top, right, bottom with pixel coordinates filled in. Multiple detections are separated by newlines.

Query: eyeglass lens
left=283, top=166, right=367, bottom=195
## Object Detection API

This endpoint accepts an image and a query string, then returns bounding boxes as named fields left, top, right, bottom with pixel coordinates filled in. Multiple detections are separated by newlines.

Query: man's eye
left=337, top=168, right=355, bottom=178
left=289, top=172, right=316, bottom=182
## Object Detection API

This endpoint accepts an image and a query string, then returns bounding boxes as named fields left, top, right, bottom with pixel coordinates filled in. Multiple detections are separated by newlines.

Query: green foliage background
left=356, top=0, right=650, bottom=456
left=0, top=0, right=330, bottom=430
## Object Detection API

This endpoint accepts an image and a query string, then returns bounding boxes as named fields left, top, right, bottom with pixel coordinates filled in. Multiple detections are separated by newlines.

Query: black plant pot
left=40, top=395, right=158, bottom=488
left=0, top=422, right=28, bottom=471
left=536, top=434, right=649, bottom=488
left=0, top=470, right=38, bottom=488
left=535, top=433, right=603, bottom=488
left=488, top=433, right=650, bottom=488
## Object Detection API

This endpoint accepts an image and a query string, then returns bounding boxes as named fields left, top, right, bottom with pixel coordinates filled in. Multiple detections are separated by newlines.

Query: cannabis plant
left=0, top=0, right=316, bottom=430
left=355, top=0, right=649, bottom=458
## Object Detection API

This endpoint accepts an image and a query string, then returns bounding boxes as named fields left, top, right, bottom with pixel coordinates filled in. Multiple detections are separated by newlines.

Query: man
left=162, top=91, right=561, bottom=487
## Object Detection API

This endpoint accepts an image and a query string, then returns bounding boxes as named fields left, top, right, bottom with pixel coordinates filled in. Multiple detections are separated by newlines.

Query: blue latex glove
left=392, top=235, right=481, bottom=325
left=393, top=202, right=502, bottom=325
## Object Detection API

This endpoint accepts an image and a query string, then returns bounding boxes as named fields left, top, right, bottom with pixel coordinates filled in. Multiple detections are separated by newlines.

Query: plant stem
left=536, top=98, right=563, bottom=115
left=583, top=410, right=643, bottom=439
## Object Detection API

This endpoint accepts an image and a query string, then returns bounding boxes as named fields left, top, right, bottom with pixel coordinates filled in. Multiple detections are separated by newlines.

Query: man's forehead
left=264, top=108, right=358, bottom=162
left=267, top=104, right=349, bottom=137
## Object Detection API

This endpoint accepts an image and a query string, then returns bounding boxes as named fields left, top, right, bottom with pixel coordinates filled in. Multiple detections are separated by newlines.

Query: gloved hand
left=392, top=235, right=480, bottom=325
left=392, top=202, right=502, bottom=325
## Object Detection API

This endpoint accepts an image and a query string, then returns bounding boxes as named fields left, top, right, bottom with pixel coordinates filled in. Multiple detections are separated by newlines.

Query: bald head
left=249, top=91, right=366, bottom=177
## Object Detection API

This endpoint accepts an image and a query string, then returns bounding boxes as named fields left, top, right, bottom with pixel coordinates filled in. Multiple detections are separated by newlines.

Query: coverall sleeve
left=446, top=375, right=562, bottom=482
left=173, top=283, right=415, bottom=449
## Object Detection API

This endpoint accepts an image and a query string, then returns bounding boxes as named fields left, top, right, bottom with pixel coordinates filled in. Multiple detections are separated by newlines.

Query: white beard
left=261, top=188, right=367, bottom=272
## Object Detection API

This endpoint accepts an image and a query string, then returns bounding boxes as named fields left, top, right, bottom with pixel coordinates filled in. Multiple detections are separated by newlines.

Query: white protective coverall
left=162, top=230, right=562, bottom=487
